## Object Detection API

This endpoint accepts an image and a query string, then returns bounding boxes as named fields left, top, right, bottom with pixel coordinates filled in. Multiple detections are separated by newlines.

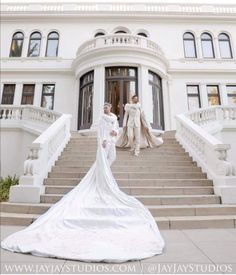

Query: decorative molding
left=1, top=2, right=236, bottom=19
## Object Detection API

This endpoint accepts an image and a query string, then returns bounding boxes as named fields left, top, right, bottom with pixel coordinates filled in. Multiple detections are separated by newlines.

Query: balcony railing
left=76, top=34, right=165, bottom=59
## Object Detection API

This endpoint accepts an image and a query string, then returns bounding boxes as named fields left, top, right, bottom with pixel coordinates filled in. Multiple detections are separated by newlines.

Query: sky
left=1, top=0, right=236, bottom=4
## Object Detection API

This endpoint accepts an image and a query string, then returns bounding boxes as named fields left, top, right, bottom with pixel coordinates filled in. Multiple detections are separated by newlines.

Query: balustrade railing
left=76, top=34, right=164, bottom=58
left=1, top=105, right=72, bottom=203
left=175, top=106, right=236, bottom=203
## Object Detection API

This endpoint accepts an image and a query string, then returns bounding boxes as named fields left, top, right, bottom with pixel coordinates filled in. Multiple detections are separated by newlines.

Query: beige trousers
left=127, top=126, right=141, bottom=154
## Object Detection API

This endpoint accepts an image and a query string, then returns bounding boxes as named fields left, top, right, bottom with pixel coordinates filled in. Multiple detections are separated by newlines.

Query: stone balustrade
left=176, top=106, right=236, bottom=204
left=2, top=105, right=72, bottom=203
left=76, top=34, right=165, bottom=59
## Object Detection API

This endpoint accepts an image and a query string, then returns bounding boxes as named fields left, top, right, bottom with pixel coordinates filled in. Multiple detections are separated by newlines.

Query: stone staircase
left=1, top=131, right=236, bottom=229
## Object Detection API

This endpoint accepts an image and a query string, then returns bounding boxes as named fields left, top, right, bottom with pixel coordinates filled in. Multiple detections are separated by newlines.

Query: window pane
left=48, top=32, right=59, bottom=39
left=227, top=96, right=236, bottom=106
left=227, top=86, right=236, bottom=94
left=187, top=86, right=199, bottom=95
left=21, top=85, right=35, bottom=104
left=201, top=33, right=211, bottom=40
left=41, top=84, right=55, bottom=110
left=28, top=40, right=41, bottom=57
left=184, top=33, right=194, bottom=39
left=148, top=71, right=164, bottom=130
left=188, top=96, right=200, bottom=111
left=1, top=84, right=15, bottom=104
left=208, top=96, right=220, bottom=106
left=207, top=86, right=220, bottom=106
left=46, top=39, right=58, bottom=57
left=10, top=39, right=23, bottom=57
left=202, top=41, right=214, bottom=58
left=184, top=40, right=196, bottom=57
left=187, top=85, right=201, bottom=110
left=41, top=95, right=53, bottom=109
left=227, top=86, right=236, bottom=106
left=10, top=32, right=24, bottom=57
left=219, top=41, right=232, bottom=58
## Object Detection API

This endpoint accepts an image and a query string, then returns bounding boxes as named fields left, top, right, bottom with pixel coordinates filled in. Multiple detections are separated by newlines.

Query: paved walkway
left=1, top=226, right=236, bottom=274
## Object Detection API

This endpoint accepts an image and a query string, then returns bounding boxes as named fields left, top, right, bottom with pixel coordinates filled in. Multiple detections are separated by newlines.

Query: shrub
left=0, top=175, right=19, bottom=202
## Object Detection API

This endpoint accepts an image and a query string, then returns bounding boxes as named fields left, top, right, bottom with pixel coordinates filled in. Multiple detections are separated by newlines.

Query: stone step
left=2, top=202, right=236, bottom=217
left=44, top=185, right=214, bottom=195
left=1, top=212, right=235, bottom=229
left=48, top=171, right=207, bottom=179
left=61, top=151, right=189, bottom=156
left=40, top=194, right=220, bottom=205
left=51, top=166, right=201, bottom=173
left=65, top=145, right=184, bottom=150
left=58, top=155, right=192, bottom=161
left=44, top=178, right=213, bottom=187
left=55, top=160, right=197, bottom=167
left=159, top=215, right=236, bottom=229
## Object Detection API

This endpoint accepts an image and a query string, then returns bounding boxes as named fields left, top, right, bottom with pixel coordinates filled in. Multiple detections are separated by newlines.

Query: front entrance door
left=105, top=67, right=138, bottom=127
left=78, top=70, right=94, bottom=130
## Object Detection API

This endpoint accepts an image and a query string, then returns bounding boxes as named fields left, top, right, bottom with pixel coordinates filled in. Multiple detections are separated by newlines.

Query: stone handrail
left=0, top=105, right=61, bottom=126
left=175, top=106, right=236, bottom=203
left=186, top=106, right=236, bottom=126
left=1, top=105, right=72, bottom=203
left=76, top=34, right=165, bottom=58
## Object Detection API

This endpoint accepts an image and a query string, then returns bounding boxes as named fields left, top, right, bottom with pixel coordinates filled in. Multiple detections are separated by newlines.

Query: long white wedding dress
left=1, top=113, right=165, bottom=263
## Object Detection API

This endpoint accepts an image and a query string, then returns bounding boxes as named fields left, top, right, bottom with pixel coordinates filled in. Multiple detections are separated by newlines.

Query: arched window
left=201, top=32, right=215, bottom=58
left=137, top=32, right=148, bottom=38
left=183, top=32, right=197, bottom=58
left=218, top=33, right=233, bottom=59
left=94, top=32, right=105, bottom=38
left=28, top=32, right=41, bottom=57
left=10, top=32, right=24, bottom=57
left=114, top=31, right=127, bottom=34
left=46, top=31, right=59, bottom=57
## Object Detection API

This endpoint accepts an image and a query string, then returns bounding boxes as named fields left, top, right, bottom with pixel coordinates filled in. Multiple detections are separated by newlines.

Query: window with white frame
left=218, top=33, right=233, bottom=59
left=21, top=84, right=35, bottom=105
left=1, top=84, right=15, bottom=104
left=201, top=33, right=215, bottom=58
left=183, top=32, right=197, bottom=58
left=207, top=85, right=221, bottom=106
left=187, top=85, right=201, bottom=110
left=227, top=85, right=236, bottom=106
left=41, top=84, right=55, bottom=110
left=28, top=32, right=42, bottom=57
left=10, top=32, right=24, bottom=57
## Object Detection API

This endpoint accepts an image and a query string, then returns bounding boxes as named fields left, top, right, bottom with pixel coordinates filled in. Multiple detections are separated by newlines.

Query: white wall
left=0, top=129, right=38, bottom=178
left=1, top=7, right=236, bottom=132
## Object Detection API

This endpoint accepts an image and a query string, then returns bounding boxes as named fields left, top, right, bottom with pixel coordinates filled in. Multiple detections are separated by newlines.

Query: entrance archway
left=105, top=66, right=138, bottom=127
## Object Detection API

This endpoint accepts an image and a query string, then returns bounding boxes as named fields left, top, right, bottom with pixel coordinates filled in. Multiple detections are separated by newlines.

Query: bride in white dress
left=1, top=102, right=165, bottom=263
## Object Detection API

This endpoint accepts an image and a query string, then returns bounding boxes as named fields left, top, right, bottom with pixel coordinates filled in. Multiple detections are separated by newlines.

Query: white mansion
left=1, top=0, right=236, bottom=225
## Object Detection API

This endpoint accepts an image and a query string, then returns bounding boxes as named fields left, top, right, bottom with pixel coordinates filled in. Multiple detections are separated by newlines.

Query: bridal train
left=1, top=111, right=165, bottom=263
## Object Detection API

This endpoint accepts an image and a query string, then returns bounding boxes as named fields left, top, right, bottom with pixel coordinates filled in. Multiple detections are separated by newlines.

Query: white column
left=13, top=83, right=23, bottom=105
left=196, top=36, right=203, bottom=59
left=200, top=83, right=209, bottom=108
left=139, top=65, right=150, bottom=120
left=162, top=77, right=171, bottom=131
left=22, top=35, right=29, bottom=57
left=214, top=37, right=221, bottom=59
left=33, top=83, right=42, bottom=107
left=219, top=83, right=228, bottom=105
left=40, top=35, right=47, bottom=57
left=0, top=83, right=4, bottom=102
left=91, top=65, right=105, bottom=130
